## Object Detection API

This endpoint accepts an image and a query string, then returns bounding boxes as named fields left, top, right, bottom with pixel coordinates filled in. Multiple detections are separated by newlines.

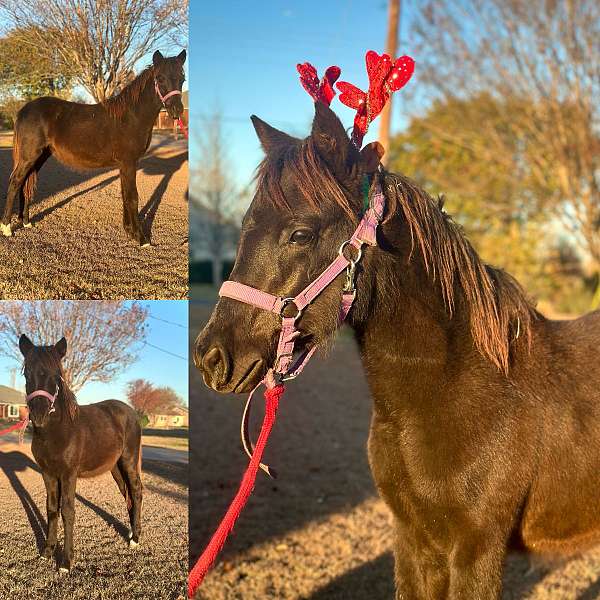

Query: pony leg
left=19, top=148, right=50, bottom=228
left=2, top=158, right=37, bottom=236
left=119, top=163, right=149, bottom=246
left=393, top=521, right=449, bottom=600
left=41, top=472, right=60, bottom=561
left=119, top=441, right=143, bottom=546
left=111, top=464, right=131, bottom=509
left=59, top=472, right=77, bottom=572
left=447, top=532, right=506, bottom=599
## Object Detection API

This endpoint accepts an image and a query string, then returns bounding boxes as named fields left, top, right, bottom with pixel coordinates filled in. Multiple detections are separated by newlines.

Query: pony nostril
left=201, top=345, right=230, bottom=388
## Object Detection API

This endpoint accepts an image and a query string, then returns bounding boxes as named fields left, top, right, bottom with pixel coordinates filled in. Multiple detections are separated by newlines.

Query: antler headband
left=297, top=51, right=415, bottom=148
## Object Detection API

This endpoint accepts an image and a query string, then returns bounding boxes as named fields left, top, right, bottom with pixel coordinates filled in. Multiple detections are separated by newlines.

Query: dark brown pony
left=19, top=334, right=143, bottom=572
left=2, top=49, right=186, bottom=245
left=194, top=102, right=600, bottom=598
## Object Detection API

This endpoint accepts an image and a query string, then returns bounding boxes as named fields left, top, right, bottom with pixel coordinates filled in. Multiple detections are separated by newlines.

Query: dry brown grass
left=0, top=131, right=188, bottom=299
left=0, top=438, right=187, bottom=599
left=190, top=302, right=600, bottom=600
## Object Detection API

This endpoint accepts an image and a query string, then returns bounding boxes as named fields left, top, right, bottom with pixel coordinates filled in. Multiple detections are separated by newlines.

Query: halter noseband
left=218, top=177, right=385, bottom=473
left=26, top=385, right=59, bottom=415
left=154, top=79, right=182, bottom=107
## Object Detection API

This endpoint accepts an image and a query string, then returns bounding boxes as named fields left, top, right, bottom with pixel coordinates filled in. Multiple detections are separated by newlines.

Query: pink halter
left=219, top=177, right=386, bottom=472
left=154, top=80, right=182, bottom=106
left=26, top=385, right=59, bottom=415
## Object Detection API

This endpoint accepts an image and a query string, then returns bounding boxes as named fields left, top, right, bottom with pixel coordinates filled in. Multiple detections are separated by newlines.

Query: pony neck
left=354, top=239, right=462, bottom=369
left=137, top=77, right=164, bottom=125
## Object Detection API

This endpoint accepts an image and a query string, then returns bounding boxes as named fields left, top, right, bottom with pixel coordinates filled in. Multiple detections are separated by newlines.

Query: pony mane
left=24, top=348, right=79, bottom=421
left=256, top=139, right=537, bottom=374
left=102, top=65, right=155, bottom=119
left=383, top=171, right=538, bottom=374
left=255, top=136, right=361, bottom=220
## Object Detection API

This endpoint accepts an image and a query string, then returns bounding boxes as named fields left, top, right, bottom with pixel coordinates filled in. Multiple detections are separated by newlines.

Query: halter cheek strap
left=154, top=80, right=182, bottom=106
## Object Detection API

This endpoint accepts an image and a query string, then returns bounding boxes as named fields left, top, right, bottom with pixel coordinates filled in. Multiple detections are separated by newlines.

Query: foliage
left=409, top=0, right=600, bottom=309
left=126, top=378, right=185, bottom=417
left=0, top=301, right=148, bottom=392
left=0, top=0, right=187, bottom=102
left=0, top=27, right=73, bottom=99
left=389, top=93, right=593, bottom=312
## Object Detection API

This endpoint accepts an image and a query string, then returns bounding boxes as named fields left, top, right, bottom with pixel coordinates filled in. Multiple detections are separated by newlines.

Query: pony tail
left=11, top=121, right=38, bottom=202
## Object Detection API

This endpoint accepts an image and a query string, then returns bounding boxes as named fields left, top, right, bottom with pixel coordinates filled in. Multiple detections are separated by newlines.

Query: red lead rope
left=177, top=117, right=189, bottom=139
left=0, top=419, right=28, bottom=437
left=187, top=384, right=285, bottom=598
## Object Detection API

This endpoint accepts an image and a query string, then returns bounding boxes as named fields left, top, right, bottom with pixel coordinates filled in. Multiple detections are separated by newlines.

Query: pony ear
left=54, top=337, right=67, bottom=359
left=251, top=115, right=296, bottom=153
left=360, top=141, right=385, bottom=174
left=177, top=49, right=187, bottom=64
left=19, top=334, right=33, bottom=357
left=152, top=50, right=164, bottom=66
left=311, top=101, right=355, bottom=177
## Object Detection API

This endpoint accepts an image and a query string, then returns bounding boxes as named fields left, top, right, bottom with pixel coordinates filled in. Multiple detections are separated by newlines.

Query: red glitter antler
left=297, top=62, right=341, bottom=106
left=337, top=50, right=415, bottom=148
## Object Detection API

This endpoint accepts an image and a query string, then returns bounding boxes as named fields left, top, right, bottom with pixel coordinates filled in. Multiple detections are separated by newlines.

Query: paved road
left=143, top=445, right=188, bottom=464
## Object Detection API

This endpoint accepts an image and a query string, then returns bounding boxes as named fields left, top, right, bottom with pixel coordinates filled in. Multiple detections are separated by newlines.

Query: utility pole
left=379, top=0, right=401, bottom=164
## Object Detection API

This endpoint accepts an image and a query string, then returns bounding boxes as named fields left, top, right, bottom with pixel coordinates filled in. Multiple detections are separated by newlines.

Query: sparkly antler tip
left=336, top=50, right=415, bottom=148
left=297, top=62, right=341, bottom=106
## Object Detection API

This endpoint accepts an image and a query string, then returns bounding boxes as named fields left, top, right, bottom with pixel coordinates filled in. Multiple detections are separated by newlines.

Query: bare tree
left=0, top=301, right=148, bottom=391
left=410, top=0, right=600, bottom=305
left=0, top=0, right=186, bottom=101
left=192, top=110, right=246, bottom=287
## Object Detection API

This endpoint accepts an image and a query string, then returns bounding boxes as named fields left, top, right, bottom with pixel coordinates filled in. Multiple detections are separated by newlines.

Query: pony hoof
left=1, top=223, right=12, bottom=237
left=58, top=567, right=70, bottom=574
left=141, top=242, right=151, bottom=248
left=129, top=539, right=139, bottom=549
left=23, top=222, right=32, bottom=229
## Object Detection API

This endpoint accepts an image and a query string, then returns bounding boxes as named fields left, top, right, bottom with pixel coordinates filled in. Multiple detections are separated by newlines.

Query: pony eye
left=290, top=229, right=313, bottom=245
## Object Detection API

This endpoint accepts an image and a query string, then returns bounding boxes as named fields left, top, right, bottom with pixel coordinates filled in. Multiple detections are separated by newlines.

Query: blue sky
left=189, top=0, right=419, bottom=194
left=0, top=301, right=189, bottom=406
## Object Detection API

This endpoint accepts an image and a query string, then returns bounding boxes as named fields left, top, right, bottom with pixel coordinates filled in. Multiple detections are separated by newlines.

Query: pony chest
left=31, top=436, right=71, bottom=475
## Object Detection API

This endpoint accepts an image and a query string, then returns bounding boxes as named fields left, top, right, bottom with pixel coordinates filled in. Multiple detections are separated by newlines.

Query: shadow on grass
left=303, top=553, right=395, bottom=600
left=76, top=493, right=130, bottom=541
left=139, top=149, right=188, bottom=243
left=0, top=448, right=46, bottom=552
left=143, top=458, right=187, bottom=487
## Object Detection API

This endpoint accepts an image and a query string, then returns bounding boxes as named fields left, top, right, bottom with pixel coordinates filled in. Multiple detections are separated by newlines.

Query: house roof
left=0, top=384, right=25, bottom=405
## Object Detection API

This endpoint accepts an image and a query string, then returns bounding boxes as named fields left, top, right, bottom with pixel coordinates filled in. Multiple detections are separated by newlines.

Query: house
left=189, top=201, right=240, bottom=284
left=147, top=406, right=188, bottom=429
left=0, top=384, right=26, bottom=420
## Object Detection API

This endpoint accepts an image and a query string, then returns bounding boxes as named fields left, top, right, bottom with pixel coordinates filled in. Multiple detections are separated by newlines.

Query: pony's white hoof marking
left=59, top=567, right=69, bottom=574
left=141, top=242, right=151, bottom=248
left=129, top=539, right=139, bottom=549
left=23, top=222, right=32, bottom=228
left=1, top=223, right=12, bottom=237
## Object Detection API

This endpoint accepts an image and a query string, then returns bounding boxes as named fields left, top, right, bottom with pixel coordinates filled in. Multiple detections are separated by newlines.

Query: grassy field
left=142, top=429, right=188, bottom=451
left=0, top=131, right=188, bottom=299
left=0, top=440, right=187, bottom=600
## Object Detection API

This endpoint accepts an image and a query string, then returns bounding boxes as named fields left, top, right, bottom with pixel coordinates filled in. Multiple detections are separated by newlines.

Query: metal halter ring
left=279, top=297, right=302, bottom=321
left=338, top=240, right=363, bottom=264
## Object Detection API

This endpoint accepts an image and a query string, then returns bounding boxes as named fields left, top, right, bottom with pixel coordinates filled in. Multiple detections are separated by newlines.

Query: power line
left=143, top=341, right=187, bottom=362
left=148, top=312, right=187, bottom=329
